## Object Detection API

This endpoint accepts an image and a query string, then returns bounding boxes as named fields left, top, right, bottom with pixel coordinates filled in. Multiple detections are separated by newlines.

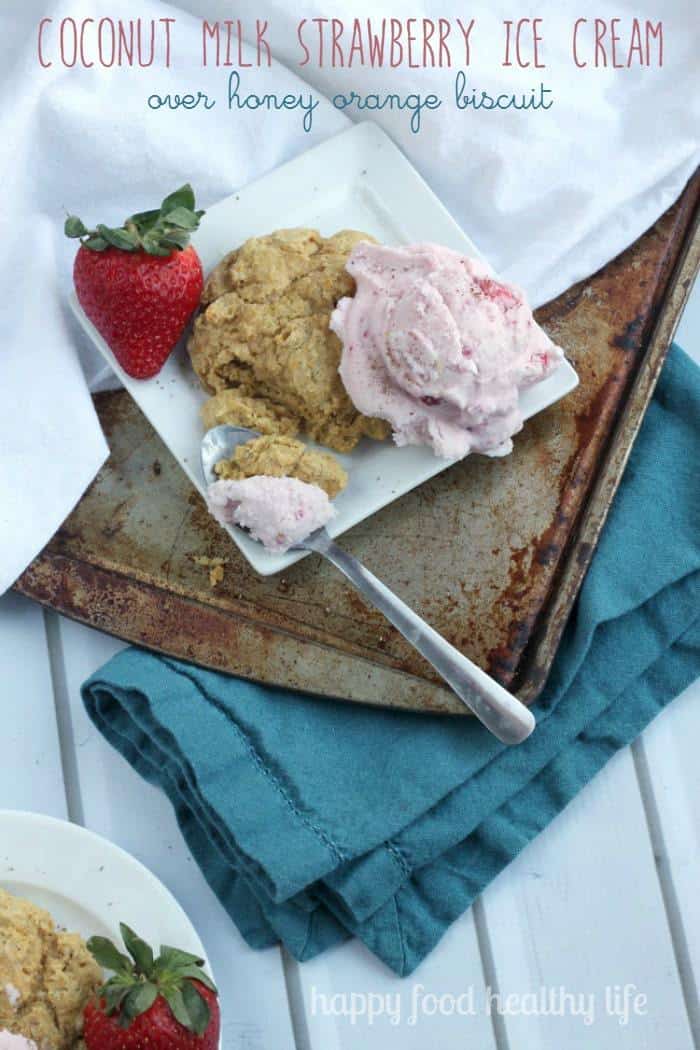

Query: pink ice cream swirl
left=331, top=242, right=563, bottom=459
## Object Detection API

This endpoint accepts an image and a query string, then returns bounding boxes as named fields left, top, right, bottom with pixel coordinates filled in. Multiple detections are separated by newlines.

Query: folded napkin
left=83, top=344, right=700, bottom=975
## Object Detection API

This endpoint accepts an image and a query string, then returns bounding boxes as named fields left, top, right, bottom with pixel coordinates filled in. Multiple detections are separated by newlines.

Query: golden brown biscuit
left=215, top=435, right=348, bottom=499
left=201, top=390, right=300, bottom=438
left=189, top=228, right=390, bottom=453
left=0, top=889, right=102, bottom=1049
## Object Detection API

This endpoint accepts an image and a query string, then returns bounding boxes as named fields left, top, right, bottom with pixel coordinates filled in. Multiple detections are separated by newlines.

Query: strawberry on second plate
left=65, top=185, right=205, bottom=379
left=84, top=923, right=220, bottom=1050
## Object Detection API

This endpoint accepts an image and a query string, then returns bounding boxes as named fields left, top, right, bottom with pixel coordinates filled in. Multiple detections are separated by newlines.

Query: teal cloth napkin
left=82, top=343, right=700, bottom=976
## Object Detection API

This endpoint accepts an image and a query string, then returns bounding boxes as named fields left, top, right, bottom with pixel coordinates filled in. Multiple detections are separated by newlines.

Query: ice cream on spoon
left=207, top=475, right=335, bottom=553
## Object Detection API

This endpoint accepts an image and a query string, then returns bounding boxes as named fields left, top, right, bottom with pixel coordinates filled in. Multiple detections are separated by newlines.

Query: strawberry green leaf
left=182, top=979, right=211, bottom=1036
left=128, top=208, right=161, bottom=232
left=97, top=224, right=140, bottom=251
left=162, top=206, right=201, bottom=230
left=87, top=936, right=134, bottom=974
left=101, top=981, right=132, bottom=1016
left=160, top=230, right=191, bottom=250
left=176, top=965, right=217, bottom=994
left=82, top=235, right=109, bottom=251
left=162, top=986, right=192, bottom=1030
left=160, top=183, right=195, bottom=214
left=120, top=923, right=155, bottom=973
left=120, top=981, right=158, bottom=1026
left=157, top=946, right=206, bottom=969
left=64, top=215, right=88, bottom=238
left=141, top=231, right=173, bottom=257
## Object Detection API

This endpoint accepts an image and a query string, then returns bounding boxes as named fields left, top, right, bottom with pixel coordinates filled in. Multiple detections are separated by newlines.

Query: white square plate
left=71, top=122, right=578, bottom=576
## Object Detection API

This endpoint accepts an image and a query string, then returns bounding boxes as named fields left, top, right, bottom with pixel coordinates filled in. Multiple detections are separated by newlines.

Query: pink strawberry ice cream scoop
left=331, top=242, right=564, bottom=459
left=0, top=1033, right=38, bottom=1050
left=207, top=476, right=335, bottom=552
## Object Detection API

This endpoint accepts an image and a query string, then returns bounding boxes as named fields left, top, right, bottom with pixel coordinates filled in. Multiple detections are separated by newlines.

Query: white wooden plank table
left=1, top=289, right=698, bottom=1049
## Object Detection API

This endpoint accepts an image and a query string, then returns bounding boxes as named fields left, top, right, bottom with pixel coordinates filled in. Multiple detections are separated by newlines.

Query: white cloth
left=1, top=0, right=698, bottom=593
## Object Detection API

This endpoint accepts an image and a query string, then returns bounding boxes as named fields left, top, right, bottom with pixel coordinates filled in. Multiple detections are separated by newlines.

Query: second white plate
left=71, top=121, right=578, bottom=575
left=0, top=811, right=216, bottom=1027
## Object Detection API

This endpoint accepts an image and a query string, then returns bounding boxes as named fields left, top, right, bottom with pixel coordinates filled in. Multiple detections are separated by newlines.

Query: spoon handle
left=317, top=540, right=535, bottom=745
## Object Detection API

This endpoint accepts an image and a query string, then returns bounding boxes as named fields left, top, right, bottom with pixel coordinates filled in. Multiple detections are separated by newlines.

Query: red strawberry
left=66, top=185, right=205, bottom=379
left=84, top=923, right=220, bottom=1050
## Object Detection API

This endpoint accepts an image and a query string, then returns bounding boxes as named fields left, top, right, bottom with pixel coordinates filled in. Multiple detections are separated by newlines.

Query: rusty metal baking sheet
left=15, top=174, right=700, bottom=714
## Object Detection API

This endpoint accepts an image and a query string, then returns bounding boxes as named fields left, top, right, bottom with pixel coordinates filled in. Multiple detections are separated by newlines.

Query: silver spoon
left=201, top=425, right=535, bottom=745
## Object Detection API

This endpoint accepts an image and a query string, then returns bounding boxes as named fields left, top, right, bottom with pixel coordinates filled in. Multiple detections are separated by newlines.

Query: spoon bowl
left=200, top=425, right=262, bottom=485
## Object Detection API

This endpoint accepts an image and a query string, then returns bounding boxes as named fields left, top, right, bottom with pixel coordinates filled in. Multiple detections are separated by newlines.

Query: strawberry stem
left=65, top=184, right=204, bottom=256
left=87, top=922, right=217, bottom=1035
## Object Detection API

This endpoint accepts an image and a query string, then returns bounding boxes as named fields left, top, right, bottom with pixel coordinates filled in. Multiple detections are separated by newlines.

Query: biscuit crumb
left=210, top=563, right=225, bottom=586
left=194, top=555, right=228, bottom=587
